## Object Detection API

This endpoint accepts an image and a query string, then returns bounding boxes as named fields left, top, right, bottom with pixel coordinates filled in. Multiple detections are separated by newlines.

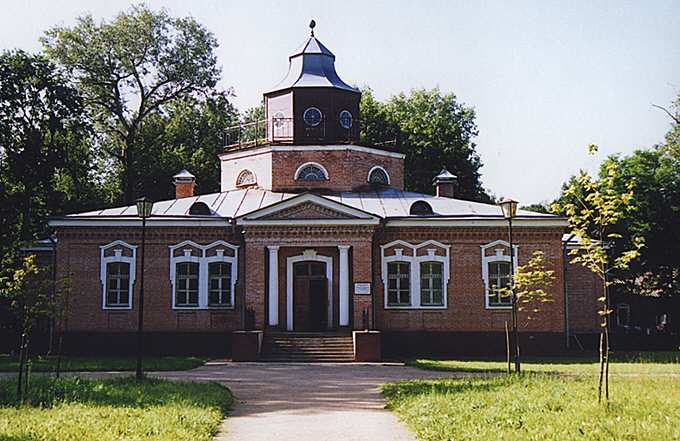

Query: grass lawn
left=0, top=376, right=232, bottom=441
left=0, top=354, right=209, bottom=372
left=412, top=351, right=680, bottom=375
left=385, top=352, right=680, bottom=440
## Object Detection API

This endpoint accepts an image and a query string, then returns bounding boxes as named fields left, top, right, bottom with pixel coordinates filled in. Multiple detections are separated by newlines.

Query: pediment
left=237, top=193, right=381, bottom=226
left=260, top=201, right=356, bottom=220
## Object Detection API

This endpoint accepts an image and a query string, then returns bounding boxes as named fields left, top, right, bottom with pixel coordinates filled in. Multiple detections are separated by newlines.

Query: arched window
left=295, top=162, right=328, bottom=181
left=303, top=107, right=323, bottom=127
left=409, top=200, right=433, bottom=216
left=189, top=201, right=212, bottom=215
left=236, top=169, right=256, bottom=187
left=368, top=166, right=390, bottom=185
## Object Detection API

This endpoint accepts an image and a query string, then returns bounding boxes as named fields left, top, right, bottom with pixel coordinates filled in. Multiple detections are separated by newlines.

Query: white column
left=338, top=245, right=351, bottom=326
left=267, top=246, right=279, bottom=326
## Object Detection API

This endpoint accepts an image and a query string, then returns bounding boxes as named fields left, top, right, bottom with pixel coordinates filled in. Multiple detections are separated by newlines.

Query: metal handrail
left=224, top=117, right=361, bottom=149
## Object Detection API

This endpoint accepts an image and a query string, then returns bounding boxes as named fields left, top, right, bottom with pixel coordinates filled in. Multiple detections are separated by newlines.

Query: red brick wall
left=55, top=224, right=601, bottom=339
left=56, top=227, right=243, bottom=334
left=565, top=257, right=602, bottom=333
left=374, top=227, right=567, bottom=333
left=270, top=149, right=404, bottom=192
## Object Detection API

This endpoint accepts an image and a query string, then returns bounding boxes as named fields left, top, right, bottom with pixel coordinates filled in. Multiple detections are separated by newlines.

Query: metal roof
left=60, top=188, right=558, bottom=221
left=266, top=35, right=359, bottom=94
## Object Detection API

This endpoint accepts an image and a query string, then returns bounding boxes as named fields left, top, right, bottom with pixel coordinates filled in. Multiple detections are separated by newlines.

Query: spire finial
left=309, top=19, right=316, bottom=37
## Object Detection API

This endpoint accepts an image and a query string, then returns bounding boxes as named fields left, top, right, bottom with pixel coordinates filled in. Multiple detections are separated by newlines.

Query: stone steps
left=261, top=332, right=355, bottom=362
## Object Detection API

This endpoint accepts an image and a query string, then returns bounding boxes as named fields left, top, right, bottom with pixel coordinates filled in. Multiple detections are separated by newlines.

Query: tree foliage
left=512, top=250, right=556, bottom=320
left=551, top=144, right=644, bottom=402
left=360, top=87, right=491, bottom=202
left=42, top=4, right=221, bottom=204
left=0, top=50, right=95, bottom=266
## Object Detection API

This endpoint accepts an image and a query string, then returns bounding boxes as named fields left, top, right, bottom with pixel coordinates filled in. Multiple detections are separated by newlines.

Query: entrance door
left=293, top=261, right=328, bottom=331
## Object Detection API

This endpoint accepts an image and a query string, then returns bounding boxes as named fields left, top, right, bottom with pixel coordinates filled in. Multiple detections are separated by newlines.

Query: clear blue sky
left=2, top=0, right=679, bottom=204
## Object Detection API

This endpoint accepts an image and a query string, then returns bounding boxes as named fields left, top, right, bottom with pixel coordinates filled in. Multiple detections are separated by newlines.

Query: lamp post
left=135, top=196, right=154, bottom=380
left=499, top=197, right=520, bottom=373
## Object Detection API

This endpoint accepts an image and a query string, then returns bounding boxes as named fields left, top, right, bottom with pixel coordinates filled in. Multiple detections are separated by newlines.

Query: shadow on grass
left=0, top=376, right=232, bottom=412
left=0, top=355, right=209, bottom=373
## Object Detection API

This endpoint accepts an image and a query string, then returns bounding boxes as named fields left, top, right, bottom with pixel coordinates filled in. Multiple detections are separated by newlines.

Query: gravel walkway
left=158, top=361, right=454, bottom=441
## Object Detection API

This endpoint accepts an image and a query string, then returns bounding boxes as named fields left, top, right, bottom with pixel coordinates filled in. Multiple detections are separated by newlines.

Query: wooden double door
left=293, top=261, right=329, bottom=331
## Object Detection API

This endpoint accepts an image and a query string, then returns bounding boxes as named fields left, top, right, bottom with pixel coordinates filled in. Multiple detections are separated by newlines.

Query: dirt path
left=158, top=362, right=454, bottom=441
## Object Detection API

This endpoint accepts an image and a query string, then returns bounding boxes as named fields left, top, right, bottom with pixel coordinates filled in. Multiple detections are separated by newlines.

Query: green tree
left=0, top=255, right=67, bottom=401
left=552, top=144, right=644, bottom=403
left=127, top=92, right=238, bottom=201
left=360, top=87, right=490, bottom=202
left=496, top=250, right=555, bottom=374
left=42, top=4, right=221, bottom=204
left=0, top=50, right=94, bottom=267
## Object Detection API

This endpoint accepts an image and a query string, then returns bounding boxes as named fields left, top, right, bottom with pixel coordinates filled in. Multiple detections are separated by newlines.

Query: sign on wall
left=354, top=282, right=371, bottom=295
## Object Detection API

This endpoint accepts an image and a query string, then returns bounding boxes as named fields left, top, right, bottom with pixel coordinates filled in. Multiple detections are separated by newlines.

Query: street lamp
left=135, top=196, right=153, bottom=380
left=499, top=197, right=520, bottom=373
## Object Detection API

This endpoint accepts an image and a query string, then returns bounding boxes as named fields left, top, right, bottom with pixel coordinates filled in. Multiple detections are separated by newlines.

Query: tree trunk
left=505, top=320, right=511, bottom=374
left=598, top=331, right=604, bottom=403
left=16, top=332, right=26, bottom=402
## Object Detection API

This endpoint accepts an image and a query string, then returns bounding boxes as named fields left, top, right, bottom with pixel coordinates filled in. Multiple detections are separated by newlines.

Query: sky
left=2, top=0, right=679, bottom=204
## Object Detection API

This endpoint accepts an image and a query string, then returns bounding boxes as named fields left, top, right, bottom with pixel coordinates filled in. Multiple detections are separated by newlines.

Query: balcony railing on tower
left=224, top=116, right=360, bottom=149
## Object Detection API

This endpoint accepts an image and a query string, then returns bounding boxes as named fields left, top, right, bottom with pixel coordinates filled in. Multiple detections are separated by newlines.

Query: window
left=106, top=262, right=130, bottom=307
left=295, top=162, right=328, bottom=181
left=420, top=262, right=444, bottom=306
left=208, top=262, right=232, bottom=307
left=381, top=240, right=450, bottom=309
left=169, top=240, right=238, bottom=309
left=189, top=201, right=211, bottom=215
left=368, top=166, right=390, bottom=185
left=236, top=169, right=256, bottom=187
left=339, top=110, right=352, bottom=129
left=487, top=261, right=512, bottom=307
left=410, top=200, right=433, bottom=215
left=387, top=262, right=411, bottom=306
left=175, top=262, right=199, bottom=307
left=480, top=240, right=518, bottom=309
left=303, top=107, right=322, bottom=127
left=616, top=304, right=630, bottom=327
left=99, top=240, right=136, bottom=310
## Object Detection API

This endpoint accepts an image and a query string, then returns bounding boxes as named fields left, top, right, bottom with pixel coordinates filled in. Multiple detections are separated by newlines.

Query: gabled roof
left=49, top=188, right=568, bottom=228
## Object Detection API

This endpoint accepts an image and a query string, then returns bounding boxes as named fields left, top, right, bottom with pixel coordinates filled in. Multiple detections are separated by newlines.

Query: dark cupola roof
left=266, top=21, right=359, bottom=95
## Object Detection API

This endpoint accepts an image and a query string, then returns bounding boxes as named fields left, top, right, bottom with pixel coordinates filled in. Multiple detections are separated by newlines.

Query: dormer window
left=303, top=107, right=323, bottom=127
left=410, top=200, right=433, bottom=216
left=236, top=169, right=256, bottom=187
left=339, top=110, right=352, bottom=129
left=368, top=166, right=390, bottom=185
left=295, top=162, right=328, bottom=181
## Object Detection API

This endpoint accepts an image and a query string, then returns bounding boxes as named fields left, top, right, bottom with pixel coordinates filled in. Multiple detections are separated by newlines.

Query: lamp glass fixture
left=499, top=197, right=518, bottom=219
left=136, top=197, right=154, bottom=218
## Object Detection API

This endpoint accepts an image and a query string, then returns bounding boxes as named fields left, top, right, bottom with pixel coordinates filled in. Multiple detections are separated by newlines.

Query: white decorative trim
left=286, top=250, right=333, bottom=331
left=218, top=144, right=406, bottom=160
left=386, top=218, right=569, bottom=228
left=267, top=246, right=280, bottom=326
left=169, top=240, right=239, bottom=310
left=380, top=240, right=450, bottom=310
left=338, top=245, right=351, bottom=326
left=50, top=218, right=230, bottom=227
left=237, top=192, right=380, bottom=226
left=100, top=241, right=137, bottom=310
left=481, top=240, right=518, bottom=310
left=367, top=165, right=391, bottom=185
left=294, top=162, right=329, bottom=181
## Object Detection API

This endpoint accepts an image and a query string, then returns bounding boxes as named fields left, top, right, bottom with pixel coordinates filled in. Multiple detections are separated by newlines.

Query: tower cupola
left=264, top=21, right=361, bottom=145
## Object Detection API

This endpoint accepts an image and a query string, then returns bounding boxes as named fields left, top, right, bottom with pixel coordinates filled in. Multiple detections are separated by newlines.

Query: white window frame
left=481, top=240, right=518, bottom=310
left=294, top=162, right=329, bottom=181
left=169, top=240, right=238, bottom=310
left=100, top=240, right=137, bottom=310
left=381, top=240, right=450, bottom=309
left=367, top=165, right=390, bottom=185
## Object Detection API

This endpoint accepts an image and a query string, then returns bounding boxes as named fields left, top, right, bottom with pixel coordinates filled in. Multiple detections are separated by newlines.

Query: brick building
left=49, top=26, right=600, bottom=359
